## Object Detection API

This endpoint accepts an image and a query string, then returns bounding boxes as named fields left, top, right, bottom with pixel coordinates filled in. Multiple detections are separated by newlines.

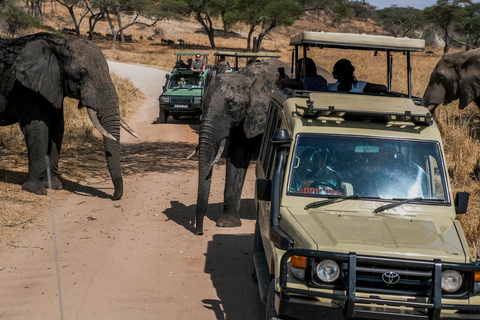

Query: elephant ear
left=458, top=58, right=480, bottom=110
left=14, top=40, right=63, bottom=109
left=244, top=78, right=274, bottom=139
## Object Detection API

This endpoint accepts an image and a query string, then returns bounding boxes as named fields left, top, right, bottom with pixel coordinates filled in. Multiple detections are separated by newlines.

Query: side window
left=258, top=104, right=282, bottom=177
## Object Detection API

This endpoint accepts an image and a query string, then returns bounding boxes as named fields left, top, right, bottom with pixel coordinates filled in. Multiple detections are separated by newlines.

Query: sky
left=367, top=0, right=478, bottom=10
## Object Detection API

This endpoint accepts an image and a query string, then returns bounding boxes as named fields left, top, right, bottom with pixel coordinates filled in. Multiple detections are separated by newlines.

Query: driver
left=290, top=147, right=342, bottom=195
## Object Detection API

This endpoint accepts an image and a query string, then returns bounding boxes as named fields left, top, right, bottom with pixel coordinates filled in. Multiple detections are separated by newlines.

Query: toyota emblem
left=382, top=271, right=400, bottom=284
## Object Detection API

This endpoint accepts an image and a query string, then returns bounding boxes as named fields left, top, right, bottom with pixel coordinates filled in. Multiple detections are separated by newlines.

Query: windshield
left=287, top=134, right=448, bottom=201
left=168, top=74, right=204, bottom=89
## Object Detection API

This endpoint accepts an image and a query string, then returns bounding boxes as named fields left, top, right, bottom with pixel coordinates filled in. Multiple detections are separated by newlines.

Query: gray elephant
left=195, top=58, right=288, bottom=235
left=0, top=32, right=137, bottom=199
left=424, top=49, right=480, bottom=113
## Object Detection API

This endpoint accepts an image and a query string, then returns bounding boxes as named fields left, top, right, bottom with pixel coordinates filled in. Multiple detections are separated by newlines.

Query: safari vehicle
left=213, top=51, right=281, bottom=71
left=253, top=31, right=480, bottom=320
left=158, top=52, right=209, bottom=122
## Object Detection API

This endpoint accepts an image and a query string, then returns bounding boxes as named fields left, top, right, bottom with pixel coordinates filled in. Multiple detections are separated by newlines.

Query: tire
left=266, top=279, right=280, bottom=320
left=159, top=108, right=167, bottom=123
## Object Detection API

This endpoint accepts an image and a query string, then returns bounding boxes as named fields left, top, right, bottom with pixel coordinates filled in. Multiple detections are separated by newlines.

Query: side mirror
left=162, top=85, right=166, bottom=92
left=165, top=74, right=170, bottom=79
left=256, top=178, right=272, bottom=201
left=455, top=192, right=469, bottom=214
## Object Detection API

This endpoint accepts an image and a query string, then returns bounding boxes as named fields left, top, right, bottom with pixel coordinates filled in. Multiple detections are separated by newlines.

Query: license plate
left=174, top=104, right=188, bottom=108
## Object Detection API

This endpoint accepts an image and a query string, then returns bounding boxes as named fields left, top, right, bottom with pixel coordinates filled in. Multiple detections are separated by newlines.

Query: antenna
left=45, top=156, right=65, bottom=320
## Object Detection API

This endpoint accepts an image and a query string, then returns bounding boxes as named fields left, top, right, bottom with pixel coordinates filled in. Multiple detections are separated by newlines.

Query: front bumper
left=159, top=103, right=202, bottom=115
left=277, top=249, right=480, bottom=320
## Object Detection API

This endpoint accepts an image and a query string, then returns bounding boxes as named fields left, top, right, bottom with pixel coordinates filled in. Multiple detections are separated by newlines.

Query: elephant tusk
left=87, top=108, right=117, bottom=141
left=211, top=139, right=226, bottom=167
left=120, top=118, right=140, bottom=139
left=186, top=145, right=199, bottom=160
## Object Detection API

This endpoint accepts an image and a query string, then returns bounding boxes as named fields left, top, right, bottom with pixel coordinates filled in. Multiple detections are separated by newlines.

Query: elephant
left=0, top=32, right=137, bottom=199
left=424, top=48, right=480, bottom=114
left=195, top=58, right=288, bottom=235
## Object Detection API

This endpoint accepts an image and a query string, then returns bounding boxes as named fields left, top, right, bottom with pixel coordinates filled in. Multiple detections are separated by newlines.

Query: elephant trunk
left=85, top=87, right=123, bottom=200
left=195, top=119, right=229, bottom=235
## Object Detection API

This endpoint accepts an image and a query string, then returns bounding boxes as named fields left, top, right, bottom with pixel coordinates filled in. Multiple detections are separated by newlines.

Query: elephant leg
left=20, top=120, right=49, bottom=195
left=44, top=107, right=64, bottom=190
left=217, top=127, right=252, bottom=228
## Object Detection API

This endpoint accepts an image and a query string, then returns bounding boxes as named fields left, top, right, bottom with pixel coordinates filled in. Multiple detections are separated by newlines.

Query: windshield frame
left=286, top=133, right=451, bottom=205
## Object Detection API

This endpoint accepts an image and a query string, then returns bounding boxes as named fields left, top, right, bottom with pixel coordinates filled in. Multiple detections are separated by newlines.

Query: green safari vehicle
left=158, top=52, right=209, bottom=122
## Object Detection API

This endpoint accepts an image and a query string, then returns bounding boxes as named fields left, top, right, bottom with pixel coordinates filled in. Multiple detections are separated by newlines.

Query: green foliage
left=454, top=2, right=480, bottom=49
left=374, top=6, right=424, bottom=37
left=0, top=3, right=40, bottom=37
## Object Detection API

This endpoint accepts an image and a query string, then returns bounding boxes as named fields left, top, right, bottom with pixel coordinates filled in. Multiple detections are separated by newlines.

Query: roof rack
left=295, top=100, right=433, bottom=126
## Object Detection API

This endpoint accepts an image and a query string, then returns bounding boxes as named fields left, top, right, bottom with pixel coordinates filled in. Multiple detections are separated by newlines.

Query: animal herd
left=1, top=32, right=480, bottom=235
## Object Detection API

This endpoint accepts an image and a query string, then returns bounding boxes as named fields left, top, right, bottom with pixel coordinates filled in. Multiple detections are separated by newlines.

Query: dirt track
left=0, top=62, right=264, bottom=320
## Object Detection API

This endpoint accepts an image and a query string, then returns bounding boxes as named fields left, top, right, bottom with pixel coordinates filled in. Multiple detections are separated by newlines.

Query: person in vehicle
left=277, top=58, right=328, bottom=91
left=328, top=58, right=387, bottom=93
left=216, top=55, right=230, bottom=74
left=191, top=54, right=206, bottom=72
left=290, top=147, right=342, bottom=195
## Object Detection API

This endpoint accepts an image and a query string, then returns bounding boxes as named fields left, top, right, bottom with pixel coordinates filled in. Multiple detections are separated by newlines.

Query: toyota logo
left=382, top=271, right=400, bottom=284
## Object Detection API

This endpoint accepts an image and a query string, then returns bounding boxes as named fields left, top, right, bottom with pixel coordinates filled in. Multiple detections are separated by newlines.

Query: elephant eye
left=79, top=69, right=87, bottom=79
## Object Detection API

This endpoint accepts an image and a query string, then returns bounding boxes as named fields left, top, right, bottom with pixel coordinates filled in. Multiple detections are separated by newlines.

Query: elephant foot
left=43, top=176, right=63, bottom=190
left=22, top=180, right=47, bottom=195
left=217, top=215, right=242, bottom=228
left=195, top=227, right=204, bottom=235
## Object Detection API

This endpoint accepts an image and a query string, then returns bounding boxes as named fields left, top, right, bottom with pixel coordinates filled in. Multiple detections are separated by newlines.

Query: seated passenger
left=290, top=147, right=342, bottom=195
left=277, top=58, right=328, bottom=92
left=328, top=59, right=387, bottom=93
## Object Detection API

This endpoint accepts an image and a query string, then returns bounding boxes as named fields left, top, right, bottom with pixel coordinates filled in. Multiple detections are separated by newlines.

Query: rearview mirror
left=455, top=192, right=469, bottom=214
left=256, top=178, right=271, bottom=201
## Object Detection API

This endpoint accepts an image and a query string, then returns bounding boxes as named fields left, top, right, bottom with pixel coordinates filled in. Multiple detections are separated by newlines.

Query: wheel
left=266, top=279, right=280, bottom=320
left=159, top=108, right=167, bottom=123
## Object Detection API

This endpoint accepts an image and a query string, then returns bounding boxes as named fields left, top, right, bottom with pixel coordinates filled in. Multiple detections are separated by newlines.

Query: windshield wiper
left=373, top=197, right=423, bottom=214
left=305, top=195, right=359, bottom=210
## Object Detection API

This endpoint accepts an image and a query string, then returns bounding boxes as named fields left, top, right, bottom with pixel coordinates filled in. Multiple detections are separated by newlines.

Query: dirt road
left=0, top=62, right=264, bottom=320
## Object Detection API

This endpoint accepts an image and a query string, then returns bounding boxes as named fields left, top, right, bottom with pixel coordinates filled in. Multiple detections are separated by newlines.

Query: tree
left=234, top=0, right=302, bottom=51
left=182, top=0, right=221, bottom=49
left=91, top=0, right=168, bottom=48
left=55, top=0, right=90, bottom=36
left=375, top=6, right=424, bottom=37
left=454, top=2, right=480, bottom=50
left=0, top=2, right=40, bottom=37
left=424, top=0, right=471, bottom=54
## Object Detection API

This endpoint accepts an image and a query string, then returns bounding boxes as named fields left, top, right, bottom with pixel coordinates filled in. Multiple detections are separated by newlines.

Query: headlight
left=441, top=270, right=463, bottom=292
left=315, top=259, right=340, bottom=283
left=160, top=96, right=170, bottom=103
left=193, top=96, right=202, bottom=105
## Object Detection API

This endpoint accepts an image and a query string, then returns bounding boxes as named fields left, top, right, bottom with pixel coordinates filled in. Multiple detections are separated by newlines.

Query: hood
left=289, top=207, right=467, bottom=263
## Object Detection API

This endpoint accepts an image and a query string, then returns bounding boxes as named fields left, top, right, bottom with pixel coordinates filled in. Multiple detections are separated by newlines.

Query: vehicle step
left=253, top=250, right=270, bottom=305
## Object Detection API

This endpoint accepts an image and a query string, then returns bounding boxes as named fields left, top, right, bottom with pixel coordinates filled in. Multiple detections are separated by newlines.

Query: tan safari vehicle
left=253, top=31, right=480, bottom=320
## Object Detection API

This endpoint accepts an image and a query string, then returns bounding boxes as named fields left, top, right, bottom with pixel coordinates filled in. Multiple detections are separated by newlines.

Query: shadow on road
left=203, top=233, right=264, bottom=320
left=163, top=199, right=256, bottom=235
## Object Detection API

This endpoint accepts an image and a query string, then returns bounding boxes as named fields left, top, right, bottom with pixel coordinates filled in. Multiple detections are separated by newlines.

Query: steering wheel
left=310, top=181, right=339, bottom=191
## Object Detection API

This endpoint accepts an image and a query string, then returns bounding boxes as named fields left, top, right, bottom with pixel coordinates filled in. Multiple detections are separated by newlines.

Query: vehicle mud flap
left=253, top=222, right=270, bottom=305
left=266, top=279, right=280, bottom=320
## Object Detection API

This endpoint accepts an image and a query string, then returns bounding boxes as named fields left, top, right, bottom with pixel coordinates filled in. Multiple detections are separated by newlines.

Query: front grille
left=352, top=263, right=433, bottom=296
left=170, top=96, right=192, bottom=103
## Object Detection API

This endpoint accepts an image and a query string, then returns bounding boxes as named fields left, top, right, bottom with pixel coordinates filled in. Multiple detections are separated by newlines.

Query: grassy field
left=1, top=13, right=480, bottom=255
